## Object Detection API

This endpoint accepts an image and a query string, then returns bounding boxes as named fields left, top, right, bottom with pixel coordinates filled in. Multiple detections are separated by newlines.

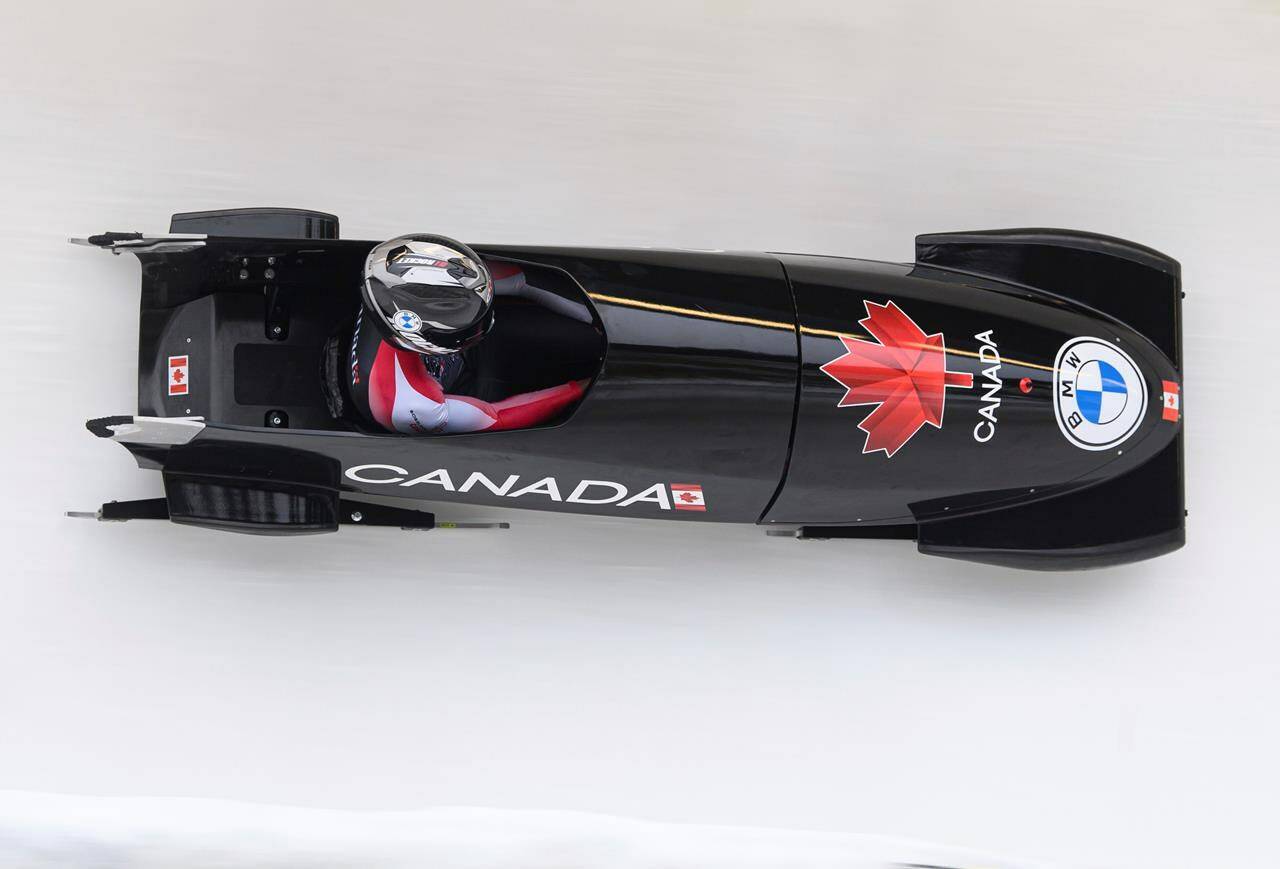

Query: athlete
left=349, top=235, right=586, bottom=435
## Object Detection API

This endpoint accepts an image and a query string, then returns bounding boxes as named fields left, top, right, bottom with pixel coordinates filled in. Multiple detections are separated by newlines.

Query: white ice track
left=2, top=3, right=1278, bottom=869
left=0, top=792, right=1049, bottom=869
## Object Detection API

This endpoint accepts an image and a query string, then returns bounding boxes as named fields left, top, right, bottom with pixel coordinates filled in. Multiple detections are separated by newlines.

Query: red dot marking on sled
left=1019, top=377, right=1033, bottom=394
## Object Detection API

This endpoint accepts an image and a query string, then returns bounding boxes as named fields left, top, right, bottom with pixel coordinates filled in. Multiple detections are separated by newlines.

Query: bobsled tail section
left=74, top=420, right=446, bottom=534
left=910, top=228, right=1185, bottom=569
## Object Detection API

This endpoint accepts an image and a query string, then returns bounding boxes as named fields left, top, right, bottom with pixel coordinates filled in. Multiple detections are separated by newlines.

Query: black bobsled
left=71, top=208, right=1185, bottom=570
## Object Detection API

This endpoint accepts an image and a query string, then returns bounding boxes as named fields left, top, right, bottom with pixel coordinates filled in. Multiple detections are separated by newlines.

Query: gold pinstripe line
left=586, top=292, right=1056, bottom=373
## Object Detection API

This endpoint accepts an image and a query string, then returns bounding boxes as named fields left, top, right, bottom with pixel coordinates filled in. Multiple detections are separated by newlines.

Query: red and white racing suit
left=349, top=312, right=586, bottom=435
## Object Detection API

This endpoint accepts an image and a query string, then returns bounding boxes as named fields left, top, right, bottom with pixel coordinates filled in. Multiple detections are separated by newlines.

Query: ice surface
left=0, top=792, right=1043, bottom=869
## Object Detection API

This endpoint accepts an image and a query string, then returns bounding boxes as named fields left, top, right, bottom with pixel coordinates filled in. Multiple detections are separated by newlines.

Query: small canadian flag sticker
left=1161, top=380, right=1180, bottom=422
left=168, top=355, right=189, bottom=396
left=670, top=483, right=706, bottom=511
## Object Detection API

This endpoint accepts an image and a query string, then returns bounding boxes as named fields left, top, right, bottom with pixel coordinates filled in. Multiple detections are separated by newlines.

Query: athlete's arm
left=368, top=342, right=586, bottom=435
left=445, top=380, right=589, bottom=432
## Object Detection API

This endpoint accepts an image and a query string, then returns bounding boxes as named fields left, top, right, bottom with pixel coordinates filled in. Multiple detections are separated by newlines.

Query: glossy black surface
left=762, top=254, right=1181, bottom=526
left=96, top=222, right=1185, bottom=567
left=906, top=229, right=1185, bottom=568
left=137, top=239, right=373, bottom=430
left=135, top=241, right=798, bottom=523
left=915, top=228, right=1182, bottom=364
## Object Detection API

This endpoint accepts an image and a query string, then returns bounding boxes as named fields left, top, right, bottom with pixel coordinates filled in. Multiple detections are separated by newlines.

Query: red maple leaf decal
left=819, top=300, right=974, bottom=457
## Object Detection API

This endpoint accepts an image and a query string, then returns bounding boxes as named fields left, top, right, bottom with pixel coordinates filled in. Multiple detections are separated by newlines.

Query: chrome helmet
left=361, top=234, right=494, bottom=354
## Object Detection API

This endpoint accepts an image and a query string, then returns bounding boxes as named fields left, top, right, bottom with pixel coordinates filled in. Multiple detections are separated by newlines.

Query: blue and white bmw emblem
left=1074, top=359, right=1127, bottom=424
left=1053, top=337, right=1147, bottom=450
left=392, top=309, right=423, bottom=333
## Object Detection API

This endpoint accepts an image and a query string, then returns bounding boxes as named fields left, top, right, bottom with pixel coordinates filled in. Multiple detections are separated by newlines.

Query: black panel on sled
left=161, top=441, right=342, bottom=535
left=914, top=228, right=1182, bottom=365
left=136, top=238, right=373, bottom=431
left=233, top=344, right=324, bottom=407
left=165, top=479, right=339, bottom=535
left=916, top=437, right=1185, bottom=570
left=170, top=208, right=340, bottom=240
left=913, top=228, right=1185, bottom=569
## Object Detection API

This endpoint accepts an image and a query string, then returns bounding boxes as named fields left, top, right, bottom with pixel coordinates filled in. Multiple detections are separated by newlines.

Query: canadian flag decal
left=168, top=355, right=189, bottom=396
left=670, top=483, right=706, bottom=511
left=1162, top=380, right=1180, bottom=422
left=819, top=300, right=974, bottom=457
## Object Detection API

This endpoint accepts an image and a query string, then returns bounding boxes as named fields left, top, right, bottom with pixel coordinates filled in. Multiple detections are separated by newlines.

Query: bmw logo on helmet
left=1053, top=336, right=1148, bottom=450
left=393, top=309, right=423, bottom=334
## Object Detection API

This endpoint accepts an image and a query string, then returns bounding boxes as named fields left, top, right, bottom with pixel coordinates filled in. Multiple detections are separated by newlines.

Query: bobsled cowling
left=75, top=209, right=1184, bottom=569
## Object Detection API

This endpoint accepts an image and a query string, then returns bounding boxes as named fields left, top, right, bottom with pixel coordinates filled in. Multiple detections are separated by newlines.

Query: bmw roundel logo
left=392, top=309, right=423, bottom=333
left=1053, top=337, right=1148, bottom=450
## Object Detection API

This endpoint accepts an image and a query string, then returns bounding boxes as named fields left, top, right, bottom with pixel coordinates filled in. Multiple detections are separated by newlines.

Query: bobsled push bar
left=67, top=416, right=507, bottom=535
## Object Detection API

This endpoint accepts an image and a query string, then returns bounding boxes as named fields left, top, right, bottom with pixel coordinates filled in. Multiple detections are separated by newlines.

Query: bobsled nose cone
left=959, top=329, right=1181, bottom=490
